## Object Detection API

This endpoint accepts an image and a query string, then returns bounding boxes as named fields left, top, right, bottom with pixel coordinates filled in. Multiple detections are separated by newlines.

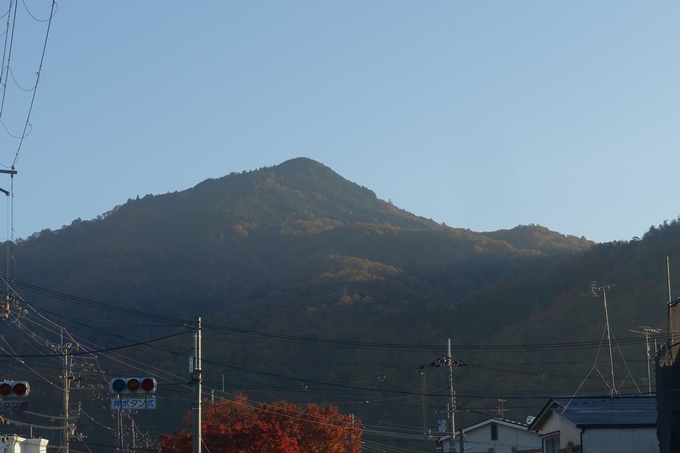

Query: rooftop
left=530, top=395, right=656, bottom=430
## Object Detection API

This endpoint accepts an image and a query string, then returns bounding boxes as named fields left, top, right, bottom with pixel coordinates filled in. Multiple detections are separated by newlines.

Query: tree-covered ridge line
left=12, top=158, right=593, bottom=308
left=5, top=157, right=617, bottom=447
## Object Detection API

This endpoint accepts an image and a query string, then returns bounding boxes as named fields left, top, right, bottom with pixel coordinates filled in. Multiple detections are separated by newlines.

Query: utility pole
left=131, top=416, right=136, bottom=453
left=116, top=403, right=123, bottom=453
left=421, top=371, right=427, bottom=435
left=191, top=318, right=202, bottom=453
left=57, top=328, right=73, bottom=453
left=447, top=339, right=456, bottom=453
left=63, top=346, right=70, bottom=453
left=630, top=326, right=663, bottom=394
left=426, top=339, right=466, bottom=453
left=1, top=167, right=15, bottom=298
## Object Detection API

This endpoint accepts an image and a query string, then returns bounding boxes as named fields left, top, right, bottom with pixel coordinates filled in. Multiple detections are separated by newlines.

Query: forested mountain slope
left=1, top=157, right=611, bottom=448
left=12, top=158, right=592, bottom=317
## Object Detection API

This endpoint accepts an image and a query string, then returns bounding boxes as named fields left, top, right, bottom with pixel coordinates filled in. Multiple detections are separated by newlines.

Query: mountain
left=2, top=157, right=605, bottom=449
left=481, top=224, right=591, bottom=254
left=12, top=158, right=592, bottom=312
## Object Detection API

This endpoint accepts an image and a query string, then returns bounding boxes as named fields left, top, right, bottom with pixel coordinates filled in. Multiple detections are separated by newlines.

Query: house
left=455, top=417, right=542, bottom=453
left=528, top=395, right=657, bottom=453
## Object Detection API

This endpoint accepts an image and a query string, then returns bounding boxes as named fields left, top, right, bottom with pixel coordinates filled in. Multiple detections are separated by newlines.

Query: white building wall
left=557, top=418, right=581, bottom=449
left=20, top=438, right=48, bottom=453
left=582, top=428, right=657, bottom=453
left=539, top=414, right=560, bottom=436
left=462, top=423, right=541, bottom=453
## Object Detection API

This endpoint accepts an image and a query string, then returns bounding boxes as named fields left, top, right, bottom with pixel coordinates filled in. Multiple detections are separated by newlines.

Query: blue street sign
left=110, top=397, right=156, bottom=410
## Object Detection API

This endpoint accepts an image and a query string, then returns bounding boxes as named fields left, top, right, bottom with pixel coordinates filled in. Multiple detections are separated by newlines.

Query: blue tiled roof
left=549, top=396, right=656, bottom=428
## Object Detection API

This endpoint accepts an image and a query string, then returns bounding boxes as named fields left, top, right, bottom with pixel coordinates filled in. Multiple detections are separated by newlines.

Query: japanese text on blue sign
left=110, top=398, right=156, bottom=410
left=0, top=400, right=29, bottom=411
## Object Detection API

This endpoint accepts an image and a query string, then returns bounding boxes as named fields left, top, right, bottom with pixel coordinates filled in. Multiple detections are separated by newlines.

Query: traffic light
left=0, top=381, right=30, bottom=398
left=109, top=377, right=157, bottom=395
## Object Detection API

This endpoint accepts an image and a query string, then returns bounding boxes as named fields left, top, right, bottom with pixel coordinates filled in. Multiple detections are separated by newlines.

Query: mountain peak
left=276, top=156, right=326, bottom=170
left=176, top=158, right=437, bottom=231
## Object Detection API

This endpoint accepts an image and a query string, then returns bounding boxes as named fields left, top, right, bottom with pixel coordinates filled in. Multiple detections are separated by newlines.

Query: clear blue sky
left=0, top=2, right=678, bottom=243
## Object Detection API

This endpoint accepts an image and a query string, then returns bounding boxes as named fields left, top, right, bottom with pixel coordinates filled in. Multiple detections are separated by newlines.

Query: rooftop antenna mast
left=494, top=399, right=512, bottom=420
left=591, top=281, right=618, bottom=396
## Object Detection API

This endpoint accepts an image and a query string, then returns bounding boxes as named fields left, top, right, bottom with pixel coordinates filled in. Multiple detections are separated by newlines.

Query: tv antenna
left=629, top=326, right=663, bottom=394
left=591, top=281, right=618, bottom=395
left=493, top=398, right=512, bottom=420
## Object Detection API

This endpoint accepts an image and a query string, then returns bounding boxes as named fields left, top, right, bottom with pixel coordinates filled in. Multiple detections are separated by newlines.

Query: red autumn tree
left=160, top=395, right=361, bottom=453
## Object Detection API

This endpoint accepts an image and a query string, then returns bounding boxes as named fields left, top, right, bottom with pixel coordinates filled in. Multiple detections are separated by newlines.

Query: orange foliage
left=160, top=395, right=361, bottom=453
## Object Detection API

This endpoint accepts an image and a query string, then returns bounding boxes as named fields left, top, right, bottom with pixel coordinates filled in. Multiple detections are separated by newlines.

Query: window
left=545, top=436, right=560, bottom=453
left=490, top=423, right=498, bottom=441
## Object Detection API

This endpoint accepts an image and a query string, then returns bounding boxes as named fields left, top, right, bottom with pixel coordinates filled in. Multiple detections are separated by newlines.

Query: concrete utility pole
left=131, top=417, right=136, bottom=453
left=0, top=167, right=15, bottom=297
left=447, top=339, right=456, bottom=453
left=116, top=403, right=123, bottom=453
left=58, top=328, right=72, bottom=453
left=630, top=326, right=663, bottom=394
left=191, top=318, right=202, bottom=453
left=428, top=339, right=466, bottom=453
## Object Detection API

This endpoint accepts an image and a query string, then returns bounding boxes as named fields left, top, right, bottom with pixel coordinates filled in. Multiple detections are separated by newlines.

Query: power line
left=7, top=278, right=658, bottom=353
left=11, top=0, right=56, bottom=166
left=0, top=0, right=19, bottom=119
left=0, top=331, right=187, bottom=358
left=22, top=0, right=58, bottom=23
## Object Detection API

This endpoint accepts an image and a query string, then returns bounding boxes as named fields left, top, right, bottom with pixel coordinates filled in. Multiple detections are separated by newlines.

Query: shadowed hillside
left=12, top=158, right=592, bottom=314
left=1, top=157, right=605, bottom=449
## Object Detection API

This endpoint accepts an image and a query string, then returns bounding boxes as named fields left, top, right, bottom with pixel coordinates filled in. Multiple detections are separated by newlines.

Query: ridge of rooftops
left=529, top=394, right=656, bottom=430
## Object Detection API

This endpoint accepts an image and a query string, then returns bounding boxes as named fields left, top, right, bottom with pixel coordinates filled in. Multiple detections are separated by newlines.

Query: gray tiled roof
left=549, top=396, right=656, bottom=428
